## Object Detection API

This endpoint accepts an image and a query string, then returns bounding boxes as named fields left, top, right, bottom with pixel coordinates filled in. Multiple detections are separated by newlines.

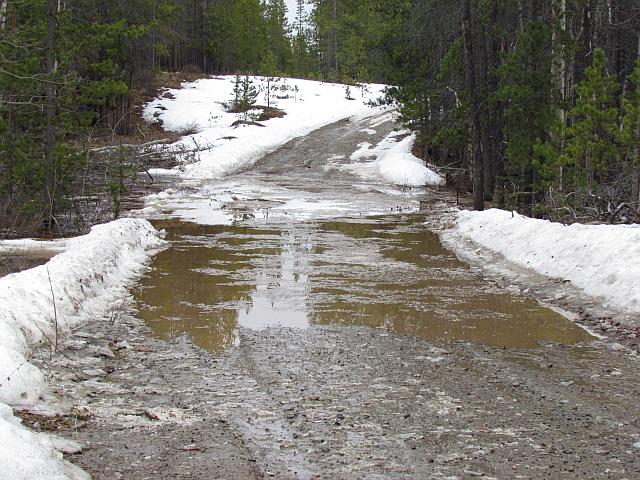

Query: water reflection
left=133, top=217, right=594, bottom=353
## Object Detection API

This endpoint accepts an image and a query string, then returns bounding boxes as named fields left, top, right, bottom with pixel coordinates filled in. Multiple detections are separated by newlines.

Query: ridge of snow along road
left=342, top=130, right=444, bottom=187
left=143, top=76, right=391, bottom=180
left=445, top=209, right=640, bottom=315
left=0, top=218, right=165, bottom=480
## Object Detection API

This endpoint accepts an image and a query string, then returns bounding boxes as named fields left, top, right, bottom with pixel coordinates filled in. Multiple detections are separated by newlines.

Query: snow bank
left=0, top=404, right=89, bottom=480
left=343, top=131, right=444, bottom=187
left=448, top=209, right=640, bottom=314
left=0, top=218, right=164, bottom=405
left=0, top=218, right=164, bottom=480
left=144, top=76, right=389, bottom=180
left=0, top=238, right=68, bottom=256
left=377, top=134, right=445, bottom=187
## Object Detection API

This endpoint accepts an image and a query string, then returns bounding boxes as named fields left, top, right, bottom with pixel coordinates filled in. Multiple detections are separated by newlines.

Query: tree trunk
left=552, top=0, right=567, bottom=190
left=44, top=0, right=57, bottom=229
left=0, top=0, right=7, bottom=30
left=633, top=33, right=640, bottom=205
left=576, top=0, right=593, bottom=84
left=479, top=23, right=494, bottom=200
left=462, top=0, right=484, bottom=211
left=632, top=163, right=640, bottom=207
left=489, top=0, right=505, bottom=183
left=333, top=0, right=339, bottom=74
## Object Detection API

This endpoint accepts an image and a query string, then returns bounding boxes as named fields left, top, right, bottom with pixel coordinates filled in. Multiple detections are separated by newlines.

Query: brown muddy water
left=133, top=215, right=594, bottom=352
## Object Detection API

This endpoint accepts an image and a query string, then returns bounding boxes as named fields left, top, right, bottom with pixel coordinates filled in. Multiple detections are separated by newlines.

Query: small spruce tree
left=230, top=75, right=259, bottom=121
left=232, top=75, right=244, bottom=112
left=260, top=51, right=280, bottom=109
left=563, top=48, right=620, bottom=189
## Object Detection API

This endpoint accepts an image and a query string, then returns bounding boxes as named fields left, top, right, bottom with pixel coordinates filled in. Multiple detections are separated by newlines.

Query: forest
left=1, top=0, right=640, bottom=232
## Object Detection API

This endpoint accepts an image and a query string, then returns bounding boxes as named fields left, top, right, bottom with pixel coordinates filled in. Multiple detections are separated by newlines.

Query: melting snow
left=143, top=76, right=389, bottom=180
left=341, top=131, right=444, bottom=187
left=0, top=219, right=165, bottom=479
left=447, top=208, right=640, bottom=314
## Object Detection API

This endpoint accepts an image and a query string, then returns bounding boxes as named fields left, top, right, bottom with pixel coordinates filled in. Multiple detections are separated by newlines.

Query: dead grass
left=15, top=409, right=91, bottom=433
left=257, top=107, right=286, bottom=121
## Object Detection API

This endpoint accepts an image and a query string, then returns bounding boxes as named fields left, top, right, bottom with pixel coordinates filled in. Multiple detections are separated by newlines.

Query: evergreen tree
left=230, top=75, right=259, bottom=121
left=206, top=0, right=268, bottom=73
left=260, top=51, right=280, bottom=109
left=498, top=22, right=557, bottom=210
left=563, top=48, right=621, bottom=189
left=293, top=0, right=312, bottom=77
left=264, top=0, right=293, bottom=73
left=621, top=59, right=640, bottom=204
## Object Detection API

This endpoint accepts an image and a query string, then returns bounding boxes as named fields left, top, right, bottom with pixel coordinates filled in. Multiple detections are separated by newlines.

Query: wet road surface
left=135, top=114, right=593, bottom=353
left=46, top=114, right=640, bottom=479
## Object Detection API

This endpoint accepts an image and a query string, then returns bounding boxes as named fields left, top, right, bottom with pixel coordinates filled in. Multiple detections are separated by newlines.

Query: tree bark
left=552, top=0, right=567, bottom=190
left=462, top=0, right=484, bottom=211
left=44, top=0, right=57, bottom=229
left=0, top=0, right=7, bottom=30
left=479, top=22, right=494, bottom=200
left=333, top=0, right=339, bottom=74
left=633, top=32, right=640, bottom=205
left=576, top=0, right=593, bottom=84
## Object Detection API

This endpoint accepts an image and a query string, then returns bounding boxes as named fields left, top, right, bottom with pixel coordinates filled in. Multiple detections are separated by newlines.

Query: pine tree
left=229, top=75, right=259, bottom=121
left=205, top=0, right=267, bottom=73
left=498, top=22, right=557, bottom=211
left=293, top=0, right=310, bottom=77
left=264, top=0, right=292, bottom=73
left=563, top=48, right=621, bottom=190
left=621, top=59, right=640, bottom=204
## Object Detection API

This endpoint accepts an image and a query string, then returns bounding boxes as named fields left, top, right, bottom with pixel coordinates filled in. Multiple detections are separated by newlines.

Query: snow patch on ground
left=377, top=135, right=445, bottom=187
left=340, top=131, right=445, bottom=187
left=0, top=218, right=165, bottom=479
left=0, top=403, right=89, bottom=480
left=446, top=209, right=640, bottom=314
left=0, top=238, right=68, bottom=256
left=144, top=76, right=389, bottom=180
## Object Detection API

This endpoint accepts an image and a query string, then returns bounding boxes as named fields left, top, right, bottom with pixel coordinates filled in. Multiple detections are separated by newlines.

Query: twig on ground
left=46, top=267, right=58, bottom=358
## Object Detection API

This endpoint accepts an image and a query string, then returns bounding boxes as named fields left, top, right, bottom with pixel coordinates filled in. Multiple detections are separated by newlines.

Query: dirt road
left=31, top=115, right=639, bottom=479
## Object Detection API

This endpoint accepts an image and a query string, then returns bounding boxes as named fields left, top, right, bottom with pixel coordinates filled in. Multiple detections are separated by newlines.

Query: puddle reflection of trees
left=133, top=221, right=282, bottom=352
left=135, top=218, right=593, bottom=352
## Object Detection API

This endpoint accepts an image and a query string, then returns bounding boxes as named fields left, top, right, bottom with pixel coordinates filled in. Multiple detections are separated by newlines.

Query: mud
left=32, top=304, right=640, bottom=479
left=22, top=113, right=640, bottom=479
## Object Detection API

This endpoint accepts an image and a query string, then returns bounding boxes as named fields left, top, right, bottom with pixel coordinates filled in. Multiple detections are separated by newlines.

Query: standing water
left=133, top=215, right=593, bottom=352
left=133, top=115, right=594, bottom=352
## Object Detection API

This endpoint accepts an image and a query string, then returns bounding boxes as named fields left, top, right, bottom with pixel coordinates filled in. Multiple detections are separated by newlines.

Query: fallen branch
left=89, top=138, right=173, bottom=153
left=46, top=267, right=58, bottom=358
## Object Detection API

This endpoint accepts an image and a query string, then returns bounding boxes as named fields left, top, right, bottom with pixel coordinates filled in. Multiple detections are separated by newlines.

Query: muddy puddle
left=133, top=216, right=594, bottom=352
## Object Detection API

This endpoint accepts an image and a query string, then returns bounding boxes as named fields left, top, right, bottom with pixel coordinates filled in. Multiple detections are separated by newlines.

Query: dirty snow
left=0, top=238, right=68, bottom=256
left=340, top=131, right=444, bottom=187
left=0, top=218, right=164, bottom=479
left=143, top=76, right=389, bottom=180
left=140, top=77, right=437, bottom=225
left=0, top=403, right=89, bottom=480
left=446, top=209, right=640, bottom=314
